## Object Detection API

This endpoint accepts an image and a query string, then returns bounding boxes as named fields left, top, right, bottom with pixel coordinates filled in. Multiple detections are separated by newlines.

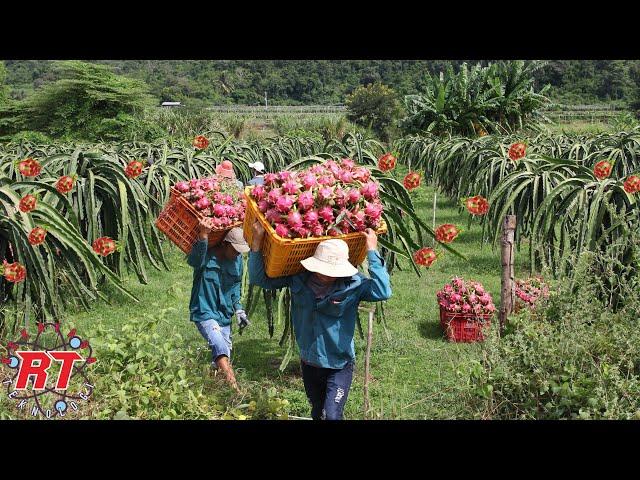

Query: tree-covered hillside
left=4, top=60, right=640, bottom=107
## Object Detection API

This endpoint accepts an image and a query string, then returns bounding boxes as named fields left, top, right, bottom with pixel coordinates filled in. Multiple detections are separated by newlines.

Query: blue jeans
left=196, top=319, right=232, bottom=366
left=301, top=360, right=354, bottom=420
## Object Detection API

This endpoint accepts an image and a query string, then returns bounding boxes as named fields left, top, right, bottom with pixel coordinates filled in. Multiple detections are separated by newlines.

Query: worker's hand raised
left=363, top=228, right=378, bottom=251
left=199, top=217, right=214, bottom=240
left=251, top=220, right=266, bottom=251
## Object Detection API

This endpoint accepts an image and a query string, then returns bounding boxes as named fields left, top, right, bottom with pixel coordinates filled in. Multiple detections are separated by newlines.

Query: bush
left=0, top=61, right=155, bottom=141
left=462, top=245, right=640, bottom=419
left=401, top=61, right=550, bottom=137
left=345, top=82, right=402, bottom=141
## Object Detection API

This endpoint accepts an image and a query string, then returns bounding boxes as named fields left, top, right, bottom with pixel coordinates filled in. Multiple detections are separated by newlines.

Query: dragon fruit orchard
left=174, top=175, right=246, bottom=228
left=437, top=277, right=496, bottom=316
left=249, top=159, right=384, bottom=239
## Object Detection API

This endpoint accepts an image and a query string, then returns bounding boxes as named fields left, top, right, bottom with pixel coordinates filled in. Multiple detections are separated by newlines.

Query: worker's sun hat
left=300, top=239, right=358, bottom=277
left=224, top=227, right=250, bottom=253
left=248, top=161, right=265, bottom=173
left=216, top=160, right=236, bottom=179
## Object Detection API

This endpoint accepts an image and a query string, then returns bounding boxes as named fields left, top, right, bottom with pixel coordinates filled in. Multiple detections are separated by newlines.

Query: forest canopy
left=3, top=60, right=640, bottom=108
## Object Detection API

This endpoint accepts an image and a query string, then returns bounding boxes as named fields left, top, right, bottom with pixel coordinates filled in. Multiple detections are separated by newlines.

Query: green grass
left=61, top=183, right=533, bottom=419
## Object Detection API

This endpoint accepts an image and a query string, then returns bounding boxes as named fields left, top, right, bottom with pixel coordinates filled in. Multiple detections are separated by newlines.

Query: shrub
left=401, top=61, right=550, bottom=137
left=345, top=82, right=402, bottom=141
left=462, top=244, right=640, bottom=419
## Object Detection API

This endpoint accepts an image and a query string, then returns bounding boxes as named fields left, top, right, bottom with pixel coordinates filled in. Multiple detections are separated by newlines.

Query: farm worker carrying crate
left=187, top=219, right=251, bottom=392
left=248, top=220, right=392, bottom=420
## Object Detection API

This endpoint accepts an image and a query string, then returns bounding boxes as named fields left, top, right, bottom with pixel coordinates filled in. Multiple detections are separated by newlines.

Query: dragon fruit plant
left=249, top=158, right=384, bottom=239
left=437, top=277, right=496, bottom=316
left=174, top=176, right=246, bottom=228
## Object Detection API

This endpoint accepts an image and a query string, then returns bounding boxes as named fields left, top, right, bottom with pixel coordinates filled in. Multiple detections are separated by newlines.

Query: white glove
left=236, top=309, right=250, bottom=331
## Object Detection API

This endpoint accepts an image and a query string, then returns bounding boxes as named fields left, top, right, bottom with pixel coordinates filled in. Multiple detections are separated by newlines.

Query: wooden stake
left=499, top=215, right=517, bottom=335
left=363, top=309, right=374, bottom=418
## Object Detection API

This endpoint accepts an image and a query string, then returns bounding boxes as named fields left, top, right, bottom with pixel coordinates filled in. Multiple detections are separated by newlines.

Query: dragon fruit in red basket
left=248, top=158, right=383, bottom=239
left=437, top=277, right=496, bottom=315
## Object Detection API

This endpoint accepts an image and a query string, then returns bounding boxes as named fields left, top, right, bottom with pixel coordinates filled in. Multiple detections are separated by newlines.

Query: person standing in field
left=188, top=219, right=251, bottom=392
left=248, top=221, right=391, bottom=420
left=248, top=161, right=266, bottom=186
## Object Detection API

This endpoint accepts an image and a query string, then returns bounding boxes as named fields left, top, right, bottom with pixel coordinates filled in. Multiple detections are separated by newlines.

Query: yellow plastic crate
left=243, top=186, right=387, bottom=278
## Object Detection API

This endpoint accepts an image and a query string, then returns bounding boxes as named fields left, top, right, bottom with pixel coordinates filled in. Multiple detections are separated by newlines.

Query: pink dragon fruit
left=318, top=187, right=333, bottom=202
left=462, top=303, right=472, bottom=313
left=175, top=181, right=190, bottom=193
left=293, top=226, right=311, bottom=238
left=265, top=209, right=281, bottom=223
left=268, top=189, right=282, bottom=205
left=276, top=195, right=295, bottom=214
left=264, top=173, right=279, bottom=186
left=341, top=158, right=355, bottom=169
left=211, top=217, right=224, bottom=228
left=303, top=210, right=319, bottom=226
left=297, top=191, right=315, bottom=210
left=334, top=187, right=348, bottom=207
left=279, top=171, right=294, bottom=182
left=353, top=167, right=371, bottom=182
left=287, top=211, right=303, bottom=229
left=301, top=173, right=318, bottom=189
left=311, top=224, right=325, bottom=237
left=258, top=200, right=269, bottom=213
left=192, top=188, right=205, bottom=199
left=282, top=180, right=299, bottom=195
left=213, top=204, right=226, bottom=217
left=252, top=185, right=266, bottom=201
left=223, top=194, right=234, bottom=205
left=347, top=189, right=361, bottom=204
left=360, top=182, right=379, bottom=200
left=275, top=223, right=290, bottom=238
left=339, top=170, right=354, bottom=183
left=195, top=197, right=211, bottom=210
left=318, top=206, right=334, bottom=223
left=318, top=175, right=336, bottom=186
left=364, top=202, right=383, bottom=220
left=325, top=160, right=341, bottom=176
left=189, top=179, right=200, bottom=189
left=468, top=293, right=478, bottom=304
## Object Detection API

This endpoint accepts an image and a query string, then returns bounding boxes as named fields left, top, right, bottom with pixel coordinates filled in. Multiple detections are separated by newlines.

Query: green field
left=64, top=183, right=531, bottom=420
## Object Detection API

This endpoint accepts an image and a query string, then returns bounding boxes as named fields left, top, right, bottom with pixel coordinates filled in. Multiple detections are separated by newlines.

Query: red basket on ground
left=155, top=188, right=242, bottom=254
left=439, top=307, right=492, bottom=343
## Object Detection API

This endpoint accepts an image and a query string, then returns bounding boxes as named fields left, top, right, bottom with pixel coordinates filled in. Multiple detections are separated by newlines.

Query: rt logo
left=1, top=323, right=96, bottom=419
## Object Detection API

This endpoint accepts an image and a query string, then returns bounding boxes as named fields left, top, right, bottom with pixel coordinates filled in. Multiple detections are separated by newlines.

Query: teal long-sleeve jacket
left=187, top=239, right=243, bottom=326
left=248, top=249, right=392, bottom=369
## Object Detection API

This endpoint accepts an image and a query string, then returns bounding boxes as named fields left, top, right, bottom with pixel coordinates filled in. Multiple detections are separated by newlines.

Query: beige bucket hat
left=300, top=239, right=358, bottom=278
left=224, top=227, right=250, bottom=253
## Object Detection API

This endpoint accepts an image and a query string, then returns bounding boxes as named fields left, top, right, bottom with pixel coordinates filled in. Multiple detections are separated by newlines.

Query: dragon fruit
left=301, top=173, right=318, bottom=189
left=275, top=224, right=290, bottom=238
left=252, top=184, right=266, bottom=201
left=287, top=211, right=303, bottom=229
left=318, top=206, right=334, bottom=223
left=175, top=181, right=190, bottom=193
left=303, top=210, right=319, bottom=226
left=258, top=200, right=269, bottom=213
left=360, top=182, right=378, bottom=200
left=282, top=180, right=299, bottom=195
left=297, top=191, right=315, bottom=210
left=276, top=195, right=295, bottom=214
left=264, top=173, right=279, bottom=186
left=318, top=187, right=333, bottom=202
left=347, top=189, right=361, bottom=204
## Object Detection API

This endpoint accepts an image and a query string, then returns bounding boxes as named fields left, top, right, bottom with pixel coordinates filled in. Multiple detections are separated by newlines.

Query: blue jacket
left=248, top=250, right=392, bottom=369
left=187, top=239, right=243, bottom=325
